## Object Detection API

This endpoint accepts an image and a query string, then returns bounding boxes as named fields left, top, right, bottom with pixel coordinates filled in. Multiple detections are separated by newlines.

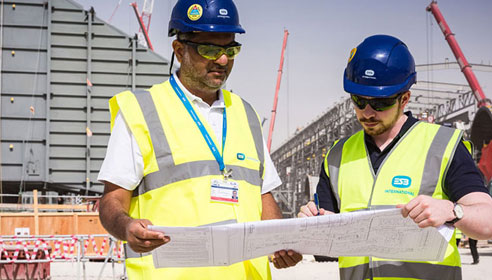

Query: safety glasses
left=179, top=40, right=242, bottom=60
left=350, top=94, right=402, bottom=112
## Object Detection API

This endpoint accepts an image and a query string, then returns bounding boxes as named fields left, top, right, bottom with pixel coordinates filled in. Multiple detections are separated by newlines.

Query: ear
left=400, top=91, right=411, bottom=108
left=172, top=40, right=185, bottom=63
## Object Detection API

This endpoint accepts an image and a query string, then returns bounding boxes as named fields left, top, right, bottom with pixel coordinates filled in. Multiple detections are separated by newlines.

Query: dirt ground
left=48, top=245, right=492, bottom=279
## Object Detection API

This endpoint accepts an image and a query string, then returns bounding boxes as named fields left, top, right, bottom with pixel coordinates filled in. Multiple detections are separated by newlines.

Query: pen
left=314, top=193, right=321, bottom=216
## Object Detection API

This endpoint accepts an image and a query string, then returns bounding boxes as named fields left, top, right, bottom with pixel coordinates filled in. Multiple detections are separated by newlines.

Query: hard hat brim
left=343, top=72, right=416, bottom=98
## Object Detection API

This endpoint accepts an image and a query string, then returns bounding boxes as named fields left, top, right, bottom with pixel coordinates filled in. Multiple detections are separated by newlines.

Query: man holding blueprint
left=97, top=0, right=301, bottom=279
left=299, top=35, right=492, bottom=280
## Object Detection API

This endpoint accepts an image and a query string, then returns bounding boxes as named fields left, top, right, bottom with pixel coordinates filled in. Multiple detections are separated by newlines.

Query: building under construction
left=0, top=0, right=170, bottom=200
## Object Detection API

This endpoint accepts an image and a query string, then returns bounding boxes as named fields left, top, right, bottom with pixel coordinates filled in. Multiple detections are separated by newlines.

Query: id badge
left=210, top=179, right=239, bottom=204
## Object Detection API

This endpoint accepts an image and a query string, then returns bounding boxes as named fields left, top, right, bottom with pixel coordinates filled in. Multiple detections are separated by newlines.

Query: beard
left=179, top=52, right=229, bottom=92
left=360, top=105, right=401, bottom=136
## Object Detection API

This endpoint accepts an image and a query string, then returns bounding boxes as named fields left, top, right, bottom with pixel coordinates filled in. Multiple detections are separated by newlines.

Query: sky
left=75, top=0, right=492, bottom=150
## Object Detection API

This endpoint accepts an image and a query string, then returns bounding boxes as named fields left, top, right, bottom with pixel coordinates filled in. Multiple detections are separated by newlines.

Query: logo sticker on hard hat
left=218, top=8, right=230, bottom=19
left=362, top=69, right=376, bottom=80
left=348, top=48, right=357, bottom=62
left=187, top=4, right=203, bottom=21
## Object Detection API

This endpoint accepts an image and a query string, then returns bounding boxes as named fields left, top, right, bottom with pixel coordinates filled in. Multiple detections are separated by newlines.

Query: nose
left=214, top=53, right=229, bottom=66
left=361, top=104, right=377, bottom=118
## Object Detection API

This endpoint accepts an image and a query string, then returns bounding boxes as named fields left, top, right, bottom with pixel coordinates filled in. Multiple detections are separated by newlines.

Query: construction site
left=1, top=0, right=491, bottom=279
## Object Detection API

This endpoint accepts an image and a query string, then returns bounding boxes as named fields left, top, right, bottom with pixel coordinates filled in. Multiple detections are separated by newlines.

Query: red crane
left=427, top=1, right=492, bottom=184
left=131, top=1, right=154, bottom=51
left=267, top=29, right=289, bottom=152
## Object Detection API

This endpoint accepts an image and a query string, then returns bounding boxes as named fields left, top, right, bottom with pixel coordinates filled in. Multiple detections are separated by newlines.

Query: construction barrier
left=0, top=235, right=124, bottom=280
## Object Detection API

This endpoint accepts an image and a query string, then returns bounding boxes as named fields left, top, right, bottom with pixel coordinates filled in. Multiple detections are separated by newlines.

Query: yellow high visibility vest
left=324, top=121, right=463, bottom=280
left=109, top=80, right=270, bottom=279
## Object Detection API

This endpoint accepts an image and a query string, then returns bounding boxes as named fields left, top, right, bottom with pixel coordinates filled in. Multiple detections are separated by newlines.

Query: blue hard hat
left=168, top=0, right=245, bottom=37
left=343, top=35, right=416, bottom=97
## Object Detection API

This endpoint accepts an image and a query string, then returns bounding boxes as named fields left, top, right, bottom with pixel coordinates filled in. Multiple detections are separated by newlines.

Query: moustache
left=359, top=117, right=380, bottom=123
left=208, top=66, right=227, bottom=72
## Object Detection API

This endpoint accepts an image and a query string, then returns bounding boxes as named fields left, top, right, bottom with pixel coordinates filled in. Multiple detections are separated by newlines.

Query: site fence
left=0, top=234, right=126, bottom=280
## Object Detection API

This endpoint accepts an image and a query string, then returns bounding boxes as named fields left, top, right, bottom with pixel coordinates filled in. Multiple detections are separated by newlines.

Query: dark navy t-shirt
left=317, top=112, right=488, bottom=213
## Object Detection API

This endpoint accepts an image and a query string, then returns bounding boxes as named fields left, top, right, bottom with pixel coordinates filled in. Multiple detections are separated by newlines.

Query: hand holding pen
left=298, top=193, right=331, bottom=217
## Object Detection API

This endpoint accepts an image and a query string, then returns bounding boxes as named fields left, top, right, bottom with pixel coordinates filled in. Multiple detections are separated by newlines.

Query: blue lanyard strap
left=170, top=75, right=227, bottom=172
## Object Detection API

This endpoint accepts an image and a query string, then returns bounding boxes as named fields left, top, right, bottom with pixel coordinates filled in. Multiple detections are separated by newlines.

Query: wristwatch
left=447, top=202, right=464, bottom=225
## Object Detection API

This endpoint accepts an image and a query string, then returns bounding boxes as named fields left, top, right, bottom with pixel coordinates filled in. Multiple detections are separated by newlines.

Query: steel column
left=132, top=36, right=137, bottom=91
left=45, top=0, right=53, bottom=187
left=85, top=8, right=94, bottom=195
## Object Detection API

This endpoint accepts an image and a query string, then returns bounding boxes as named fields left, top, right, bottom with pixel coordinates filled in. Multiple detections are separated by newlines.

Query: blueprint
left=150, top=208, right=453, bottom=268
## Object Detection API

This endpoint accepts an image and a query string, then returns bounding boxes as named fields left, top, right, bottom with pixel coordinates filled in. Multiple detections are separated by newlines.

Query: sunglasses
left=179, top=40, right=242, bottom=60
left=350, top=94, right=402, bottom=112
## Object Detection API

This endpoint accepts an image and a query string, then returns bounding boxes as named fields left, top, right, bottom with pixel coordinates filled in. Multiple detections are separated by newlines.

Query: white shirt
left=98, top=74, right=281, bottom=194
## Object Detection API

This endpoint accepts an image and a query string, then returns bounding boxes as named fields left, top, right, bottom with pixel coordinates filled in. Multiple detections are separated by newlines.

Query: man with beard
left=299, top=35, right=492, bottom=280
left=98, top=0, right=301, bottom=279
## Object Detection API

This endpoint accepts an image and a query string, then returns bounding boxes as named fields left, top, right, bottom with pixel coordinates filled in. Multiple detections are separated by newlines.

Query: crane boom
left=427, top=1, right=492, bottom=185
left=131, top=1, right=154, bottom=51
left=267, top=29, right=289, bottom=152
left=426, top=1, right=489, bottom=107
left=141, top=0, right=155, bottom=31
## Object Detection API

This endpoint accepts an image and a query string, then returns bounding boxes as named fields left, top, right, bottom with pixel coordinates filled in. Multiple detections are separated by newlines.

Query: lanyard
left=170, top=75, right=227, bottom=173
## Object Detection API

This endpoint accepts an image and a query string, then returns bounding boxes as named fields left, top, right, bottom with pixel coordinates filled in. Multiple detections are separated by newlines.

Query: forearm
left=456, top=200, right=492, bottom=240
left=99, top=181, right=134, bottom=241
left=261, top=192, right=283, bottom=220
left=99, top=196, right=132, bottom=241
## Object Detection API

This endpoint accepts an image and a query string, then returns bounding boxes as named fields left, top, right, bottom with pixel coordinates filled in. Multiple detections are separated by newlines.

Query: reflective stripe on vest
left=419, top=125, right=459, bottom=196
left=242, top=99, right=265, bottom=180
left=340, top=261, right=462, bottom=280
left=324, top=121, right=463, bottom=280
left=135, top=160, right=262, bottom=196
left=325, top=136, right=350, bottom=209
left=133, top=90, right=172, bottom=168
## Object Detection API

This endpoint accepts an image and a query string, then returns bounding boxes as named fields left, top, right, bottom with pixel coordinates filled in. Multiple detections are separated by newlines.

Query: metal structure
left=427, top=0, right=492, bottom=183
left=408, top=80, right=476, bottom=124
left=131, top=0, right=155, bottom=50
left=0, top=0, right=171, bottom=196
left=426, top=1, right=489, bottom=107
left=271, top=80, right=477, bottom=217
left=271, top=98, right=361, bottom=217
left=267, top=29, right=288, bottom=151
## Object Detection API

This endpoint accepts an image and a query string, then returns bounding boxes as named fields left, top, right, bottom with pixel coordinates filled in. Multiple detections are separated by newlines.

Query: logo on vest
left=391, top=176, right=411, bottom=188
left=237, top=153, right=260, bottom=163
left=385, top=175, right=414, bottom=196
left=237, top=153, right=245, bottom=160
